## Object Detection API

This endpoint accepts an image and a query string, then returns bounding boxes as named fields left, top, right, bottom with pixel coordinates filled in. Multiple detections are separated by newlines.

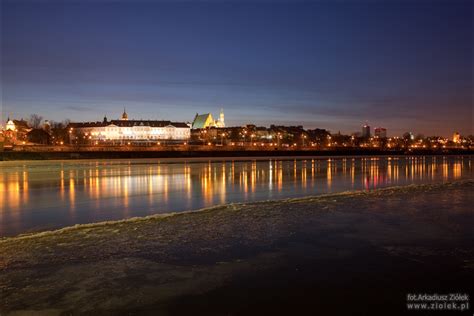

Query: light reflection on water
left=0, top=156, right=472, bottom=236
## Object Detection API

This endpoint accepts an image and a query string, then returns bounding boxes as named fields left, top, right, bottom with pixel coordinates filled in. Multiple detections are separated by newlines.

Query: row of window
left=102, top=127, right=188, bottom=132
left=92, top=135, right=189, bottom=140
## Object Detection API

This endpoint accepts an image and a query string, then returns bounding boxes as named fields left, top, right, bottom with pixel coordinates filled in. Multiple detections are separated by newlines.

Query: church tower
left=121, top=107, right=128, bottom=121
left=219, top=108, right=225, bottom=127
left=6, top=116, right=16, bottom=131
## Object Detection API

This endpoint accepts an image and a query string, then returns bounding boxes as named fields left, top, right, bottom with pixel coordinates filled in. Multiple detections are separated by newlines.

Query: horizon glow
left=1, top=0, right=472, bottom=137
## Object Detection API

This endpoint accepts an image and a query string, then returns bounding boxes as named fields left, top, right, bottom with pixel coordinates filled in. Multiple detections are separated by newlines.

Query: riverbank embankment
left=1, top=147, right=472, bottom=160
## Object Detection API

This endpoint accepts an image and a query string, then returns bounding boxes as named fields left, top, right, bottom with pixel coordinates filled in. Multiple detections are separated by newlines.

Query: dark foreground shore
left=1, top=181, right=473, bottom=315
left=1, top=148, right=472, bottom=160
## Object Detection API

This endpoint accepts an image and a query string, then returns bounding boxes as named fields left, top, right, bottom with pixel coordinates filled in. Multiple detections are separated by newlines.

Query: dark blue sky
left=2, top=0, right=472, bottom=136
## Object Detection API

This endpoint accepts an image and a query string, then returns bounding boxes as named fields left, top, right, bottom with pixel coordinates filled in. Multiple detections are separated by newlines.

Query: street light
left=221, top=132, right=226, bottom=145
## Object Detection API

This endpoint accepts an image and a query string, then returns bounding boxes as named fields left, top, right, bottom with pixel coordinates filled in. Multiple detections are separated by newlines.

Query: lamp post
left=302, top=134, right=307, bottom=147
left=221, top=132, right=226, bottom=146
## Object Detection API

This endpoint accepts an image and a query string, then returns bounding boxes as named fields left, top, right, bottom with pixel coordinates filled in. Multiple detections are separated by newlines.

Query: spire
left=5, top=115, right=15, bottom=131
left=219, top=108, right=225, bottom=127
left=121, top=107, right=128, bottom=120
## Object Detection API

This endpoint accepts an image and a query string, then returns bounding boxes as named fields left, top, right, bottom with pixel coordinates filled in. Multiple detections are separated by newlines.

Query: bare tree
left=50, top=120, right=69, bottom=129
left=28, top=114, right=43, bottom=129
left=49, top=120, right=62, bottom=129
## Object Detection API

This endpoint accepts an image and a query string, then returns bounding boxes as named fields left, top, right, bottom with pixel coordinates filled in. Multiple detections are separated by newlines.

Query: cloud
left=63, top=105, right=96, bottom=112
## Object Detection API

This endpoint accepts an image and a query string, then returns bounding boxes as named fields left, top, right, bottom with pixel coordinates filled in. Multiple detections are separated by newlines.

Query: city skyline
left=1, top=1, right=473, bottom=314
left=1, top=108, right=469, bottom=139
left=2, top=0, right=472, bottom=138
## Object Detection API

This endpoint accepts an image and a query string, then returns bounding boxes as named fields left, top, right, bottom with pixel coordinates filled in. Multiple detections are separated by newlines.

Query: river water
left=0, top=155, right=472, bottom=237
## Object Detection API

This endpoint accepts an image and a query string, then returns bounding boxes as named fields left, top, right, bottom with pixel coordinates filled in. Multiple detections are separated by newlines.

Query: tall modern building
left=374, top=127, right=387, bottom=138
left=362, top=124, right=371, bottom=138
left=453, top=132, right=460, bottom=143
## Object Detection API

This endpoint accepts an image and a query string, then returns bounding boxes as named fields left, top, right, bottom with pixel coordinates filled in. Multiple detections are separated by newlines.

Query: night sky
left=2, top=0, right=472, bottom=137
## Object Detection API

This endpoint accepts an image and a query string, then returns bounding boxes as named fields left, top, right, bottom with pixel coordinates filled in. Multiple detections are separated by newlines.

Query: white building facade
left=68, top=111, right=191, bottom=143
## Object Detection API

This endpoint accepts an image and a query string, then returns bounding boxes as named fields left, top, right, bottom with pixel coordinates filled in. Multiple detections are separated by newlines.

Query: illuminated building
left=3, top=117, right=31, bottom=143
left=68, top=110, right=191, bottom=143
left=452, top=132, right=460, bottom=143
left=362, top=123, right=371, bottom=138
left=403, top=132, right=415, bottom=141
left=374, top=127, right=387, bottom=138
left=192, top=109, right=225, bottom=129
left=5, top=118, right=16, bottom=131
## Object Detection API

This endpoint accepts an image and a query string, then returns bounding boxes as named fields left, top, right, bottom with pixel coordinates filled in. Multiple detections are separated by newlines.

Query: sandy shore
left=1, top=180, right=473, bottom=315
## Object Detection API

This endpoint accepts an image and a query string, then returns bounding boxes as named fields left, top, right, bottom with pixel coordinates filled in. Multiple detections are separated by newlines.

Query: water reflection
left=0, top=156, right=472, bottom=236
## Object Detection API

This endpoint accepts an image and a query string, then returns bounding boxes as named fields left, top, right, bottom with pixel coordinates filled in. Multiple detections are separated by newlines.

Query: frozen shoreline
left=1, top=180, right=473, bottom=315
left=2, top=179, right=472, bottom=242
